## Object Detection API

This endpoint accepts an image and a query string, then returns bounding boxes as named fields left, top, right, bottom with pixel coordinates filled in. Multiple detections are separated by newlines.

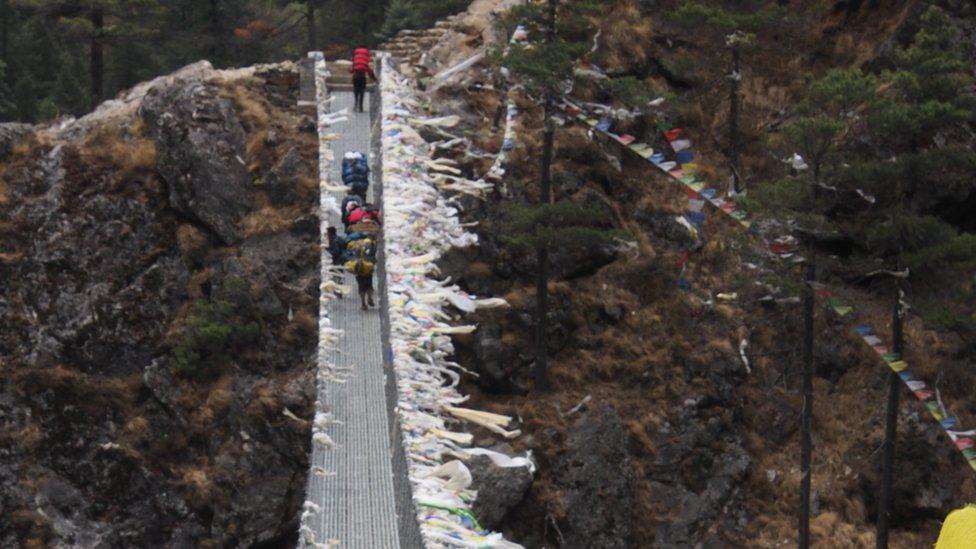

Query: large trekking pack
left=341, top=154, right=369, bottom=197
left=344, top=237, right=376, bottom=277
left=352, top=48, right=371, bottom=74
left=341, top=195, right=363, bottom=227
left=341, top=154, right=369, bottom=180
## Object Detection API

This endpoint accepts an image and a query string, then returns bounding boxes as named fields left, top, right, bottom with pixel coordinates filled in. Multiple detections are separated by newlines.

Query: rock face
left=0, top=63, right=317, bottom=547
left=0, top=122, right=31, bottom=159
left=469, top=452, right=534, bottom=529
left=141, top=79, right=253, bottom=244
left=557, top=408, right=635, bottom=549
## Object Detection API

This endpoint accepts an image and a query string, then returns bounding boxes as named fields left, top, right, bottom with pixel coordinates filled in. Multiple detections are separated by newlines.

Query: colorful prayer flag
left=664, top=128, right=683, bottom=142
left=914, top=389, right=934, bottom=401
left=888, top=360, right=908, bottom=372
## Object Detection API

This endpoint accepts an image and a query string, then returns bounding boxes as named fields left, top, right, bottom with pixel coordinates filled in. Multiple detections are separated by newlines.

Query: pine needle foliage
left=500, top=200, right=629, bottom=251
left=170, top=276, right=260, bottom=381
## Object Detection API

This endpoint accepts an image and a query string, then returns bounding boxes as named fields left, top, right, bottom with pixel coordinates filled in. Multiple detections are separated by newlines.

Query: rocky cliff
left=0, top=61, right=320, bottom=547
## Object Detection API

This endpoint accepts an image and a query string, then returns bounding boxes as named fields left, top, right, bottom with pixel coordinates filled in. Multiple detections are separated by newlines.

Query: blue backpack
left=341, top=155, right=369, bottom=185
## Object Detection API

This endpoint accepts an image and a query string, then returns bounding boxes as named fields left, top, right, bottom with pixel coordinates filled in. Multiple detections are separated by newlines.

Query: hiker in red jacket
left=350, top=47, right=376, bottom=113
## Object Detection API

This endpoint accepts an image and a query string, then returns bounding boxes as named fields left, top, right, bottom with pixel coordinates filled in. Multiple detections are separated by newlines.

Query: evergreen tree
left=501, top=0, right=606, bottom=391
left=669, top=1, right=789, bottom=193
left=754, top=6, right=976, bottom=336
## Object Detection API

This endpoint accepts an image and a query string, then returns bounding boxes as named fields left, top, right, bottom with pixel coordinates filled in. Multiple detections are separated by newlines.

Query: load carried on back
left=342, top=151, right=370, bottom=199
left=342, top=230, right=378, bottom=310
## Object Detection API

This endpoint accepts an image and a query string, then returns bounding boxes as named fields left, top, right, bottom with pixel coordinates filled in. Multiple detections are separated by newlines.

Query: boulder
left=469, top=452, right=533, bottom=529
left=261, top=147, right=303, bottom=205
left=141, top=79, right=253, bottom=244
left=557, top=407, right=635, bottom=549
left=0, top=122, right=32, bottom=160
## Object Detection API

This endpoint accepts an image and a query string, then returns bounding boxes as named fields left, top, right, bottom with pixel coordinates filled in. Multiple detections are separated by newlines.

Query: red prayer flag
left=955, top=437, right=975, bottom=450
left=664, top=128, right=684, bottom=142
left=676, top=251, right=690, bottom=270
left=914, top=389, right=934, bottom=401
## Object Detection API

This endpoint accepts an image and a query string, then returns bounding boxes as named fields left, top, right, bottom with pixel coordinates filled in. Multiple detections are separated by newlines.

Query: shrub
left=170, top=276, right=260, bottom=381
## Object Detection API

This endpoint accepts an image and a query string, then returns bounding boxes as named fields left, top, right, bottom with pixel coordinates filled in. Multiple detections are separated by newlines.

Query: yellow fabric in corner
left=936, top=505, right=976, bottom=548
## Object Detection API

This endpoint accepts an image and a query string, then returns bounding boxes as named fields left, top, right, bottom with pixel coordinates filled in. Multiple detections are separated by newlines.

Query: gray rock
left=558, top=407, right=635, bottom=549
left=0, top=122, right=32, bottom=160
left=653, top=442, right=751, bottom=546
left=141, top=79, right=253, bottom=244
left=469, top=453, right=533, bottom=529
left=634, top=207, right=701, bottom=251
left=262, top=147, right=303, bottom=205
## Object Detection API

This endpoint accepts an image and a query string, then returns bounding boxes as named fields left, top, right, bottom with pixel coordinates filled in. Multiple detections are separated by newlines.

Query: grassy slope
left=442, top=0, right=976, bottom=546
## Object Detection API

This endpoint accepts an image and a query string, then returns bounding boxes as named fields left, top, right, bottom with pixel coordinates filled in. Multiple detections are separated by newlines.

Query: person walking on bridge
left=350, top=47, right=376, bottom=113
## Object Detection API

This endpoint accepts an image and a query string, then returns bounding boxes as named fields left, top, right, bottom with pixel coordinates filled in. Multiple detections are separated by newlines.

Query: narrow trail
left=304, top=88, right=401, bottom=548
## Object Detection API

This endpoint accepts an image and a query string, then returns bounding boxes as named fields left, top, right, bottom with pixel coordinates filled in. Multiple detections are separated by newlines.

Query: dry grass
left=247, top=382, right=279, bottom=419
left=194, top=375, right=234, bottom=425
left=120, top=416, right=150, bottom=448
left=18, top=365, right=137, bottom=413
left=216, top=78, right=271, bottom=130
left=297, top=173, right=318, bottom=199
left=10, top=510, right=52, bottom=549
left=0, top=177, right=9, bottom=206
left=595, top=1, right=654, bottom=74
left=238, top=205, right=301, bottom=238
left=282, top=307, right=317, bottom=345
left=81, top=122, right=157, bottom=181
left=181, top=466, right=217, bottom=511
left=176, top=224, right=209, bottom=267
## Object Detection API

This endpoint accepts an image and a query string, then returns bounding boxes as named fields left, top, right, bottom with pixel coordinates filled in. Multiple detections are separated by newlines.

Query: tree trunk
left=1, top=0, right=8, bottom=67
left=208, top=0, right=220, bottom=65
left=799, top=262, right=815, bottom=549
left=306, top=0, right=316, bottom=52
left=546, top=0, right=557, bottom=42
left=90, top=6, right=103, bottom=111
left=729, top=42, right=741, bottom=194
left=533, top=0, right=558, bottom=394
left=877, top=287, right=904, bottom=548
left=534, top=245, right=550, bottom=392
left=535, top=98, right=555, bottom=393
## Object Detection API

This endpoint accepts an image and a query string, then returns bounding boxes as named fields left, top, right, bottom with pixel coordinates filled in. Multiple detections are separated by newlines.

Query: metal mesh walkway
left=305, top=90, right=402, bottom=548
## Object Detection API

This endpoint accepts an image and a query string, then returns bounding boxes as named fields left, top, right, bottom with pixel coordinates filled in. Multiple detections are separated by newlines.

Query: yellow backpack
left=345, top=258, right=375, bottom=277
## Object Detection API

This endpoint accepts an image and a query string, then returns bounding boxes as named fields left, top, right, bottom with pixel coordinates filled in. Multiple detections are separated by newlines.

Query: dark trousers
left=352, top=73, right=367, bottom=112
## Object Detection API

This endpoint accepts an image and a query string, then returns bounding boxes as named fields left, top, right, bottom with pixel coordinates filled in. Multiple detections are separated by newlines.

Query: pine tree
left=669, top=1, right=788, bottom=193
left=500, top=0, right=607, bottom=391
left=753, top=6, right=976, bottom=335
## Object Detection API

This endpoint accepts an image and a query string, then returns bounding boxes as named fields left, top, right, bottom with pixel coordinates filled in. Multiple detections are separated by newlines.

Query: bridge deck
left=305, top=90, right=402, bottom=548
